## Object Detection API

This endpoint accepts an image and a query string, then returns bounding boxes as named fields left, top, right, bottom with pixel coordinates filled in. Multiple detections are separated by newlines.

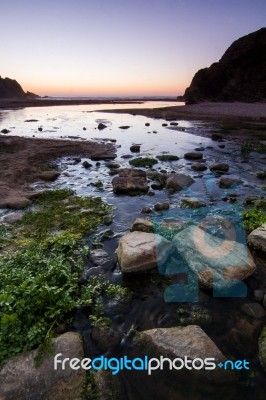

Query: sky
left=1, top=0, right=265, bottom=97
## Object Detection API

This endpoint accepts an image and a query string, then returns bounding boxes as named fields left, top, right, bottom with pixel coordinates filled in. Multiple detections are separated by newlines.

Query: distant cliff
left=0, top=76, right=39, bottom=99
left=184, top=28, right=266, bottom=103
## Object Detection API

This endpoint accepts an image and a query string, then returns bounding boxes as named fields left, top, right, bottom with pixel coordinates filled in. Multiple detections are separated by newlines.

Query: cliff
left=0, top=76, right=39, bottom=99
left=184, top=28, right=266, bottom=103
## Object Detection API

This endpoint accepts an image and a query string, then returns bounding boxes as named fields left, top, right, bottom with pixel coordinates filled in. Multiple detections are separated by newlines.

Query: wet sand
left=101, top=101, right=266, bottom=122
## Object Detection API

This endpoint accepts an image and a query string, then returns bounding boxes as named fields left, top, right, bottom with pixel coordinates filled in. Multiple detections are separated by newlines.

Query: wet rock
left=131, top=218, right=154, bottom=233
left=121, top=154, right=133, bottom=159
left=162, top=123, right=168, bottom=127
left=89, top=249, right=113, bottom=267
left=170, top=122, right=179, bottom=126
left=91, top=326, right=121, bottom=351
left=37, top=170, right=61, bottom=181
left=256, top=170, right=266, bottom=179
left=219, top=177, right=242, bottom=188
left=105, top=162, right=120, bottom=169
left=83, top=127, right=86, bottom=130
left=1, top=129, right=10, bottom=134
left=259, top=326, right=266, bottom=371
left=98, top=123, right=107, bottom=130
left=2, top=212, right=23, bottom=224
left=211, top=132, right=223, bottom=141
left=130, top=144, right=140, bottom=152
left=241, top=303, right=266, bottom=319
left=248, top=224, right=266, bottom=252
left=165, top=173, right=194, bottom=192
left=3, top=197, right=31, bottom=210
left=112, top=168, right=148, bottom=195
left=145, top=123, right=150, bottom=126
left=195, top=147, right=205, bottom=151
left=0, top=332, right=85, bottom=400
left=38, top=127, right=43, bottom=132
left=73, top=157, right=81, bottom=163
left=191, top=162, right=207, bottom=171
left=82, top=161, right=92, bottom=168
left=135, top=325, right=228, bottom=382
left=210, top=163, right=229, bottom=173
left=184, top=152, right=203, bottom=160
left=173, top=225, right=256, bottom=291
left=119, top=126, right=130, bottom=129
left=116, top=232, right=172, bottom=273
left=181, top=197, right=205, bottom=208
left=154, top=202, right=170, bottom=211
left=141, top=207, right=152, bottom=214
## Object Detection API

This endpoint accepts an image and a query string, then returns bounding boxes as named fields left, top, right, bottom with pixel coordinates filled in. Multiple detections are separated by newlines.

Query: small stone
left=145, top=123, right=150, bottom=126
left=154, top=202, right=170, bottom=211
left=82, top=160, right=92, bottom=168
left=219, top=177, right=242, bottom=188
left=181, top=197, right=205, bottom=208
left=184, top=152, right=203, bottom=160
left=119, top=125, right=130, bottom=129
left=191, top=162, right=207, bottom=171
left=98, top=123, right=107, bottom=130
left=242, top=303, right=266, bottom=319
left=141, top=207, right=152, bottom=214
left=210, top=163, right=229, bottom=173
left=130, top=145, right=140, bottom=152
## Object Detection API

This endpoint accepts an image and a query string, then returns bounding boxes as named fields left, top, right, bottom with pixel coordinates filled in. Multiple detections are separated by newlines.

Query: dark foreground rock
left=112, top=168, right=148, bottom=195
left=0, top=332, right=85, bottom=400
left=184, top=28, right=266, bottom=103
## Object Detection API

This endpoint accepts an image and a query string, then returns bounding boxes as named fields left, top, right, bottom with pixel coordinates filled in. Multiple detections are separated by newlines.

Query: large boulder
left=116, top=231, right=172, bottom=273
left=184, top=28, right=266, bottom=103
left=248, top=224, right=266, bottom=252
left=165, top=173, right=194, bottom=192
left=173, top=225, right=256, bottom=292
left=0, top=332, right=85, bottom=400
left=135, top=325, right=229, bottom=383
left=112, top=168, right=148, bottom=195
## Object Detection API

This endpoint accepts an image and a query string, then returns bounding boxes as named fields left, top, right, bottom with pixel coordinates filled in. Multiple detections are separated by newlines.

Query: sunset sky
left=1, top=0, right=265, bottom=97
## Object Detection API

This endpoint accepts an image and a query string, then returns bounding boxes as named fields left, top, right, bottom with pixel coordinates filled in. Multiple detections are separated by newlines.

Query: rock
left=105, top=162, right=120, bottom=169
left=184, top=152, right=203, bottom=160
left=219, top=177, right=242, bottom=188
left=252, top=290, right=265, bottom=303
left=38, top=127, right=43, bottom=132
left=254, top=199, right=266, bottom=208
left=116, top=232, right=172, bottom=273
left=184, top=28, right=266, bottom=103
left=256, top=170, right=266, bottom=179
left=210, top=163, right=229, bottom=173
left=119, top=126, right=130, bottom=129
left=145, top=123, right=150, bottom=126
left=165, top=173, right=194, bottom=192
left=82, top=161, right=92, bottom=168
left=112, top=168, right=148, bottom=195
left=154, top=202, right=170, bottom=211
left=248, top=224, right=266, bottom=252
left=141, top=207, right=152, bottom=214
left=162, top=123, right=168, bottom=127
left=173, top=225, right=256, bottom=292
left=241, top=303, right=266, bottom=319
left=151, top=182, right=164, bottom=190
left=170, top=122, right=179, bottom=126
left=181, top=197, right=205, bottom=208
left=1, top=129, right=10, bottom=134
left=91, top=326, right=121, bottom=351
left=37, top=171, right=61, bottom=181
left=191, top=162, right=207, bottom=171
left=89, top=249, right=113, bottom=267
left=211, top=132, right=224, bottom=141
left=131, top=218, right=154, bottom=233
left=121, top=154, right=133, bottom=159
left=259, top=326, right=266, bottom=371
left=130, top=145, right=140, bottom=152
left=73, top=157, right=81, bottom=163
left=0, top=332, right=85, bottom=400
left=98, top=123, right=107, bottom=130
left=135, top=325, right=227, bottom=382
left=2, top=212, right=23, bottom=224
left=4, top=197, right=31, bottom=210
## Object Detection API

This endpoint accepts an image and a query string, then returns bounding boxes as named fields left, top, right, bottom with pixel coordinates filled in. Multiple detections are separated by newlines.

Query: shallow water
left=1, top=102, right=266, bottom=398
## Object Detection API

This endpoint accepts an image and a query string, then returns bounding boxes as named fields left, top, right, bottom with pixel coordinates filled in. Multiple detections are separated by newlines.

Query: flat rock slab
left=116, top=231, right=172, bottom=273
left=248, top=224, right=266, bottom=252
left=0, top=332, right=85, bottom=400
left=165, top=173, right=194, bottom=192
left=112, top=168, right=148, bottom=195
left=173, top=225, right=256, bottom=292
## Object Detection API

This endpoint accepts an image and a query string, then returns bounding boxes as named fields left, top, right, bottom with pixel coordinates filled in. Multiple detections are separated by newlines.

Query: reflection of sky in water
left=0, top=102, right=265, bottom=237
